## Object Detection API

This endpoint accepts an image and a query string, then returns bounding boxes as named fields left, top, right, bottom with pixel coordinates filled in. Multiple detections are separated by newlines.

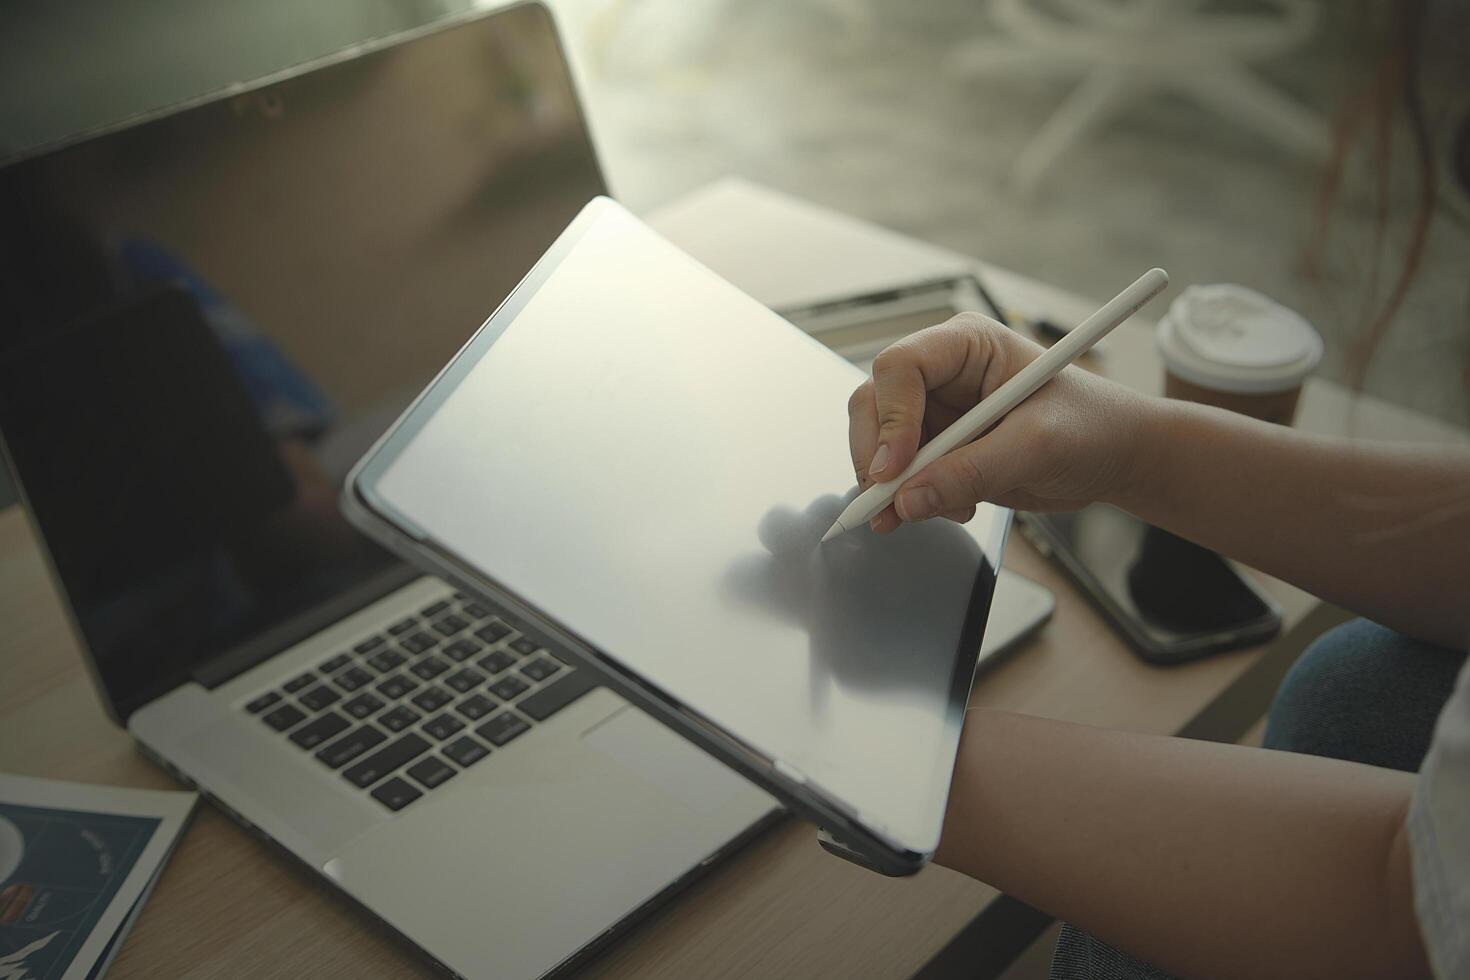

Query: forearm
left=1114, top=399, right=1470, bottom=648
left=935, top=710, right=1429, bottom=980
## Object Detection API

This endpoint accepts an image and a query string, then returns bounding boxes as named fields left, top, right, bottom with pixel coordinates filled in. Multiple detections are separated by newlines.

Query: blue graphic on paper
left=0, top=804, right=159, bottom=980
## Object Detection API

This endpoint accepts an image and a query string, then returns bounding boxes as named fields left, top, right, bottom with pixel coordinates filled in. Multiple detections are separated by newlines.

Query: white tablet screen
left=367, top=200, right=1007, bottom=853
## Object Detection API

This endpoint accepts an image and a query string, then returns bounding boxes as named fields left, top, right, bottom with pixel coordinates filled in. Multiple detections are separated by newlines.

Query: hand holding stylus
left=837, top=269, right=1169, bottom=538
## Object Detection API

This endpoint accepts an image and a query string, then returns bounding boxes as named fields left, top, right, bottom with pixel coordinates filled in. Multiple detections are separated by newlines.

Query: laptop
left=0, top=5, right=779, bottom=977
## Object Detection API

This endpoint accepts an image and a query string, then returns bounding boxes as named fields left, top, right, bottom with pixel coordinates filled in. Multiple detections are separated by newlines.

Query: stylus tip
left=820, top=522, right=844, bottom=543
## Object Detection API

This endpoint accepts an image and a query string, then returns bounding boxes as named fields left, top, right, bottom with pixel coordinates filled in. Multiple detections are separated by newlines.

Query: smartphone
left=1017, top=506, right=1281, bottom=664
left=979, top=568, right=1055, bottom=664
left=777, top=274, right=1007, bottom=367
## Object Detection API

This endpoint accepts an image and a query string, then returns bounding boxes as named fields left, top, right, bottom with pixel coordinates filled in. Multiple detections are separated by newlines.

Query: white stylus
left=821, top=267, right=1169, bottom=542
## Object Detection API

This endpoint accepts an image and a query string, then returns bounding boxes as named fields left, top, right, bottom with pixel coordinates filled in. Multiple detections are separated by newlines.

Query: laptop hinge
left=191, top=562, right=419, bottom=690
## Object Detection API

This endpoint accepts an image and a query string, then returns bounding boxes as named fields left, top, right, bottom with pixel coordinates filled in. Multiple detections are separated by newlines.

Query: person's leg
left=1263, top=618, right=1467, bottom=770
left=1049, top=924, right=1179, bottom=980
left=1048, top=620, right=1465, bottom=979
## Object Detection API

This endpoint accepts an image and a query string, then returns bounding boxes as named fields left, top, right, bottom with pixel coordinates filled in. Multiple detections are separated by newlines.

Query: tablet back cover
left=355, top=199, right=1008, bottom=857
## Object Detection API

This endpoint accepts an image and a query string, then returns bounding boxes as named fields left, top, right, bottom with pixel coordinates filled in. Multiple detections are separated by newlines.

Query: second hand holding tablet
left=821, top=267, right=1170, bottom=542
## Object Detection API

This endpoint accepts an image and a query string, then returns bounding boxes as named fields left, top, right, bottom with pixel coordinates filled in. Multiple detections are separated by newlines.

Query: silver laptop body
left=128, top=578, right=777, bottom=978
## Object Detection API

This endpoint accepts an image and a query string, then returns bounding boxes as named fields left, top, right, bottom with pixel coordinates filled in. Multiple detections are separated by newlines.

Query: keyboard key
left=335, top=666, right=373, bottom=692
left=462, top=602, right=491, bottom=619
left=411, top=656, right=449, bottom=680
left=319, top=652, right=352, bottom=674
left=476, top=712, right=530, bottom=747
left=401, top=631, right=438, bottom=654
left=455, top=694, right=496, bottom=721
left=289, top=711, right=349, bottom=749
left=476, top=650, right=515, bottom=675
left=353, top=635, right=387, bottom=654
left=388, top=617, right=418, bottom=636
left=517, top=669, right=599, bottom=722
left=509, top=637, right=541, bottom=657
left=520, top=658, right=561, bottom=682
left=370, top=776, right=422, bottom=812
left=377, top=673, right=419, bottom=700
left=431, top=614, right=470, bottom=637
left=411, top=686, right=453, bottom=713
left=445, top=668, right=484, bottom=694
left=344, top=733, right=430, bottom=788
left=474, top=622, right=512, bottom=644
left=407, top=756, right=457, bottom=789
left=283, top=672, right=316, bottom=693
left=420, top=599, right=452, bottom=618
left=442, top=735, right=489, bottom=768
left=443, top=639, right=481, bottom=662
left=263, top=704, right=306, bottom=731
left=245, top=691, right=281, bottom=714
left=299, top=685, right=342, bottom=712
left=315, top=725, right=386, bottom=769
left=487, top=676, right=529, bottom=701
left=344, top=693, right=385, bottom=719
left=379, top=705, right=420, bottom=733
left=423, top=714, right=465, bottom=740
left=367, top=648, right=407, bottom=673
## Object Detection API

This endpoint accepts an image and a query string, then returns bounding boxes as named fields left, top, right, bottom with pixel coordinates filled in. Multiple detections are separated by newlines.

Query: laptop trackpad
left=581, top=706, right=743, bottom=815
left=321, top=691, right=772, bottom=980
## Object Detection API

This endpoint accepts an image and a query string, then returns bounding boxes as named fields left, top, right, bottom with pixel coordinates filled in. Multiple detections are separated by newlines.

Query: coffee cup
left=1154, top=284, right=1323, bottom=425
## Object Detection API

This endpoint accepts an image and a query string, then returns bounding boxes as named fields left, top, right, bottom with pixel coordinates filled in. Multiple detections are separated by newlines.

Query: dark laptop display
left=0, top=3, right=605, bottom=722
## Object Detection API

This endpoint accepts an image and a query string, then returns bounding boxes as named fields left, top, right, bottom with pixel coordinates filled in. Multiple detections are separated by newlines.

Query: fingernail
left=868, top=444, right=890, bottom=478
left=898, top=486, right=939, bottom=521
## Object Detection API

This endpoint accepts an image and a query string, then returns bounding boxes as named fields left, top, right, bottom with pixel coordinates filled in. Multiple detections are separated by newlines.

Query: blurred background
left=3, top=0, right=1468, bottom=508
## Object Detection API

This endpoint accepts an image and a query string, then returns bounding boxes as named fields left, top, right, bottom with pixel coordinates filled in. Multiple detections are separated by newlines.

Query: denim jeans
left=1047, top=620, right=1467, bottom=980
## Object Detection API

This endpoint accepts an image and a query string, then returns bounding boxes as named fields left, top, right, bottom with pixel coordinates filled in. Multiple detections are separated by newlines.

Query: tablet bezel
left=342, top=197, right=1009, bottom=875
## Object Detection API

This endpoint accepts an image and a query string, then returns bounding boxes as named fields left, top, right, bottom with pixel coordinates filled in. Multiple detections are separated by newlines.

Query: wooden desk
left=1, top=179, right=1463, bottom=980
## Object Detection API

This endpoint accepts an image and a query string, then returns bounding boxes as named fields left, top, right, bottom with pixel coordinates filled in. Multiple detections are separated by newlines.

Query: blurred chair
left=579, top=0, right=874, bottom=75
left=951, top=0, right=1330, bottom=197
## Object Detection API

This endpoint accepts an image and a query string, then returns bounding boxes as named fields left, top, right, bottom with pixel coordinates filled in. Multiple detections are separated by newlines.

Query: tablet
left=343, top=198, right=1010, bottom=875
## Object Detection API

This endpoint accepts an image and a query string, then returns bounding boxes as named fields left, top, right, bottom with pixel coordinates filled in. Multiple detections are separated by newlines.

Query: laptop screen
left=0, top=2, right=606, bottom=722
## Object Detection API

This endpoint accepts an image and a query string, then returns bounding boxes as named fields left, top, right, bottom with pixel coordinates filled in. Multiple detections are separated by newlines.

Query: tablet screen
left=361, top=200, right=1008, bottom=854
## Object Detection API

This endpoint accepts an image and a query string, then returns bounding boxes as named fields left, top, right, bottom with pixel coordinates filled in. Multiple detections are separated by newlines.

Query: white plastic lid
left=1155, top=284, right=1323, bottom=394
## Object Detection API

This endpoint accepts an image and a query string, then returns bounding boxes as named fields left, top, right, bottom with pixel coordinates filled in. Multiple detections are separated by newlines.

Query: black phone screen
left=1027, top=504, right=1277, bottom=659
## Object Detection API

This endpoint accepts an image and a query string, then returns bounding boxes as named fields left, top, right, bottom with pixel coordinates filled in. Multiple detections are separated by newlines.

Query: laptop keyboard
left=243, top=592, right=600, bottom=812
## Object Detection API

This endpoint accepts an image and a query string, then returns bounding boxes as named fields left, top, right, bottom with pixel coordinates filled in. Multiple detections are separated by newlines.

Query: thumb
left=893, top=425, right=1028, bottom=522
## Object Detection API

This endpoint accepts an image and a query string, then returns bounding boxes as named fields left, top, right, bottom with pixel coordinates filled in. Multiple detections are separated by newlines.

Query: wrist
left=1103, top=393, right=1177, bottom=515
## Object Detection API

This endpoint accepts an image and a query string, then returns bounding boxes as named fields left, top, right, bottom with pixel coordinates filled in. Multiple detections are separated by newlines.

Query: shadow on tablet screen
left=723, top=492, right=986, bottom=711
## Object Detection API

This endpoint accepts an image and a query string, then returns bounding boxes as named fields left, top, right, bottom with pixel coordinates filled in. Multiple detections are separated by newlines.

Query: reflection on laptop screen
left=0, top=3, right=606, bottom=720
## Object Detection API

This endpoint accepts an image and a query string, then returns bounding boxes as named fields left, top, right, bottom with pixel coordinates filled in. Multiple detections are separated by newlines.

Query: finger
left=867, top=343, right=930, bottom=481
left=846, top=380, right=879, bottom=488
left=867, top=320, right=1002, bottom=481
left=868, top=503, right=901, bottom=534
left=942, top=506, right=977, bottom=524
left=894, top=424, right=1026, bottom=522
